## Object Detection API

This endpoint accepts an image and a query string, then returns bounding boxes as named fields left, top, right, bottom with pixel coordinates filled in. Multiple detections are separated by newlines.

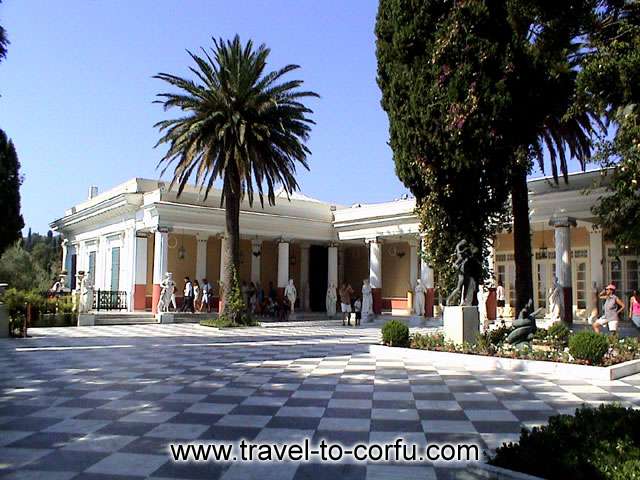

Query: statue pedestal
left=443, top=306, right=479, bottom=345
left=78, top=314, right=96, bottom=326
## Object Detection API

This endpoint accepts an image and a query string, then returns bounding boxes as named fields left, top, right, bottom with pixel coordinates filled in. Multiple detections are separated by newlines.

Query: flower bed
left=406, top=326, right=640, bottom=367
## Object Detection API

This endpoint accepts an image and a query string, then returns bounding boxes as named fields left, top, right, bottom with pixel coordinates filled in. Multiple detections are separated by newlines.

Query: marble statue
left=506, top=299, right=543, bottom=346
left=361, top=279, right=373, bottom=322
left=326, top=282, right=337, bottom=317
left=413, top=279, right=426, bottom=317
left=477, top=285, right=489, bottom=332
left=446, top=239, right=481, bottom=306
left=79, top=272, right=94, bottom=313
left=158, top=272, right=177, bottom=313
left=548, top=275, right=564, bottom=323
left=284, top=279, right=297, bottom=313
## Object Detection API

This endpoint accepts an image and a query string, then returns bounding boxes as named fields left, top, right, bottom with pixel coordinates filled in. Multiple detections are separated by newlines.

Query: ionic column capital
left=549, top=215, right=577, bottom=228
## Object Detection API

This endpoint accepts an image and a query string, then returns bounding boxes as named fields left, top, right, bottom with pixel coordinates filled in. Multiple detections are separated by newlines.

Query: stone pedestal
left=0, top=304, right=9, bottom=338
left=425, top=288, right=435, bottom=317
left=443, top=306, right=480, bottom=345
left=78, top=313, right=96, bottom=326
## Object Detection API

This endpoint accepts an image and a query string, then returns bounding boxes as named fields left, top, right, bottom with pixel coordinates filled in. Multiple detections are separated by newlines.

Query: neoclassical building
left=50, top=169, right=634, bottom=319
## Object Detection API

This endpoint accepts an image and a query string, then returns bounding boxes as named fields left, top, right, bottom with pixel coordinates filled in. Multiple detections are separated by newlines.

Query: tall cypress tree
left=0, top=129, right=24, bottom=255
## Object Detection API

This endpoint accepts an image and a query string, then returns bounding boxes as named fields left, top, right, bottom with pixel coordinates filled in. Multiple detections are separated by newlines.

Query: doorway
left=309, top=245, right=328, bottom=311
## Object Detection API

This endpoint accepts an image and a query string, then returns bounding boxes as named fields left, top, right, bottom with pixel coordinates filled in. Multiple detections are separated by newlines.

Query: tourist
left=629, top=290, right=640, bottom=330
left=593, top=284, right=624, bottom=334
left=248, top=282, right=257, bottom=313
left=268, top=281, right=277, bottom=302
left=200, top=278, right=212, bottom=313
left=255, top=282, right=264, bottom=315
left=193, top=280, right=201, bottom=311
left=181, top=276, right=195, bottom=313
left=278, top=297, right=290, bottom=322
left=339, top=282, right=354, bottom=326
left=496, top=280, right=505, bottom=318
left=354, top=297, right=362, bottom=326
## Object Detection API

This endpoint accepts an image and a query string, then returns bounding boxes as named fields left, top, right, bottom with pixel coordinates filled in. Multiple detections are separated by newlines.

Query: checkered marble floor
left=1, top=322, right=639, bottom=480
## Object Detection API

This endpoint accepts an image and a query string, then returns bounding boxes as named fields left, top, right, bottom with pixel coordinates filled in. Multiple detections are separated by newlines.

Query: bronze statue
left=506, top=299, right=542, bottom=346
left=446, top=239, right=480, bottom=306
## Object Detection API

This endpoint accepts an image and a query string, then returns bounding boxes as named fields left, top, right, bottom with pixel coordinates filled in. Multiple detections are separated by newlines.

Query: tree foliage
left=376, top=0, right=604, bottom=312
left=0, top=232, right=61, bottom=291
left=583, top=2, right=640, bottom=250
left=376, top=1, right=517, bottom=293
left=154, top=35, right=317, bottom=315
left=0, top=129, right=24, bottom=255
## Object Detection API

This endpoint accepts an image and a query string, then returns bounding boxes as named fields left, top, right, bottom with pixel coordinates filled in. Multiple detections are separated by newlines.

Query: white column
left=277, top=240, right=290, bottom=288
left=588, top=225, right=604, bottom=313
left=251, top=239, right=262, bottom=284
left=409, top=239, right=419, bottom=289
left=300, top=243, right=310, bottom=311
left=61, top=239, right=69, bottom=274
left=328, top=244, right=338, bottom=287
left=589, top=225, right=604, bottom=290
left=196, top=234, right=208, bottom=282
left=368, top=238, right=382, bottom=289
left=420, top=237, right=434, bottom=288
left=551, top=216, right=576, bottom=288
left=152, top=229, right=169, bottom=313
left=550, top=215, right=576, bottom=323
left=152, top=230, right=169, bottom=285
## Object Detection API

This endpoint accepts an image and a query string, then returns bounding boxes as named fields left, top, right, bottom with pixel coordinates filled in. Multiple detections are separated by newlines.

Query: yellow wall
left=260, top=241, right=278, bottom=289
left=496, top=226, right=589, bottom=254
left=167, top=233, right=197, bottom=292
left=206, top=237, right=221, bottom=295
left=343, top=245, right=368, bottom=296
left=382, top=242, right=411, bottom=297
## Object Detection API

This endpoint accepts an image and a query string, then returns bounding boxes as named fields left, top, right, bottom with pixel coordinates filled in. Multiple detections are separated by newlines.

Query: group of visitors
left=179, top=277, right=213, bottom=313
left=338, top=282, right=363, bottom=326
left=240, top=281, right=293, bottom=321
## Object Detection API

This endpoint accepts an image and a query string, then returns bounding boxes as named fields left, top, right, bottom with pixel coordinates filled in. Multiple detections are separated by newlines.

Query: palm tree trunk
left=221, top=188, right=241, bottom=314
left=511, top=164, right=534, bottom=317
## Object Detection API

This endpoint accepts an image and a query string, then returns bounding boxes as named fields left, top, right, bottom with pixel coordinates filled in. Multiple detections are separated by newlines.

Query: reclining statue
left=506, top=299, right=543, bottom=346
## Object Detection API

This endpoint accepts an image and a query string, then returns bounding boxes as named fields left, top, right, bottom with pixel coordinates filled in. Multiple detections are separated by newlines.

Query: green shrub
left=381, top=320, right=409, bottom=347
left=548, top=322, right=571, bottom=345
left=569, top=331, right=610, bottom=365
left=490, top=404, right=640, bottom=480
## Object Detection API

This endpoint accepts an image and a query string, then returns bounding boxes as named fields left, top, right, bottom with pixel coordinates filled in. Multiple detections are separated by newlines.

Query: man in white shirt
left=181, top=277, right=195, bottom=313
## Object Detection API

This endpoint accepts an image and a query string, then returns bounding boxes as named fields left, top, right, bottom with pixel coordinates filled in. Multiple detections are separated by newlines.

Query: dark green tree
left=154, top=35, right=318, bottom=314
left=582, top=2, right=640, bottom=250
left=0, top=129, right=24, bottom=255
left=376, top=0, right=598, bottom=314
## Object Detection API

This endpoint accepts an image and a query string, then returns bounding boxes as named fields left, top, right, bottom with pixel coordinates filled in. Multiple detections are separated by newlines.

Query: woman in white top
left=496, top=280, right=505, bottom=318
left=193, top=280, right=201, bottom=312
left=593, top=284, right=625, bottom=334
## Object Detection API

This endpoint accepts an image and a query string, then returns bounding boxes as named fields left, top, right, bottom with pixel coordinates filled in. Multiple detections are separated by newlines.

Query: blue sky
left=1, top=1, right=583, bottom=233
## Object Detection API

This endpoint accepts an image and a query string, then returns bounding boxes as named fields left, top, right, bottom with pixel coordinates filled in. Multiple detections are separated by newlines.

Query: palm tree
left=154, top=35, right=318, bottom=315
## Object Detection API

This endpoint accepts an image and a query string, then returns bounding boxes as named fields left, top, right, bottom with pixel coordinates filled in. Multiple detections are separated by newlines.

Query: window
left=88, top=251, right=96, bottom=285
left=110, top=247, right=121, bottom=291
left=576, top=262, right=587, bottom=309
left=536, top=262, right=547, bottom=309
left=626, top=260, right=638, bottom=296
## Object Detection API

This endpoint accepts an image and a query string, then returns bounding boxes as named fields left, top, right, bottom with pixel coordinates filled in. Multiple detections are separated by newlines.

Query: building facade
left=50, top=169, right=635, bottom=319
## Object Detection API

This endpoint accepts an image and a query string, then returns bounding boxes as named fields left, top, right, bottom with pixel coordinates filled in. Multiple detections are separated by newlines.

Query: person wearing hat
left=593, top=284, right=625, bottom=334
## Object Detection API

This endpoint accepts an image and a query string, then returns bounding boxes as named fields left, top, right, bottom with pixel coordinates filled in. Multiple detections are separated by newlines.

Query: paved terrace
left=1, top=320, right=639, bottom=480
